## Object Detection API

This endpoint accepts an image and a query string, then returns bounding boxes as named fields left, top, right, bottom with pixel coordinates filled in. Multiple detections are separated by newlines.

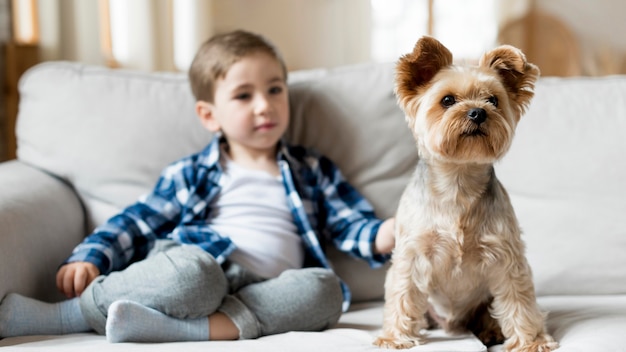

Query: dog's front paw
left=505, top=334, right=559, bottom=352
left=373, top=335, right=419, bottom=349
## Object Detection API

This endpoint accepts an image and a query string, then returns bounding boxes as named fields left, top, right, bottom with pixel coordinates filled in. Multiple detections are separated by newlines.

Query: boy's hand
left=374, top=218, right=396, bottom=255
left=56, top=262, right=100, bottom=298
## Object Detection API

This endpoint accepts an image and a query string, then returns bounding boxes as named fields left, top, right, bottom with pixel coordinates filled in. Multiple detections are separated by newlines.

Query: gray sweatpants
left=79, top=240, right=343, bottom=339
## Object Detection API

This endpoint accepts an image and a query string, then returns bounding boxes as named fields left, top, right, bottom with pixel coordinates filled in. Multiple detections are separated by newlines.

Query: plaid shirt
left=65, top=135, right=388, bottom=310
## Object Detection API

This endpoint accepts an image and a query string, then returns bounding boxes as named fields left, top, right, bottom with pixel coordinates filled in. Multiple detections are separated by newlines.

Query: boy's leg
left=220, top=267, right=343, bottom=339
left=105, top=265, right=342, bottom=342
left=80, top=241, right=228, bottom=334
left=104, top=260, right=263, bottom=343
left=0, top=294, right=91, bottom=337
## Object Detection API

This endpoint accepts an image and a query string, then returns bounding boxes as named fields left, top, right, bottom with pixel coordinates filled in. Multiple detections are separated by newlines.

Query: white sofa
left=1, top=61, right=625, bottom=352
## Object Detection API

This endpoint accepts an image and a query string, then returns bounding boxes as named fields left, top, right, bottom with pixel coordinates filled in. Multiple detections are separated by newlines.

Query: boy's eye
left=234, top=93, right=251, bottom=100
left=269, top=86, right=283, bottom=95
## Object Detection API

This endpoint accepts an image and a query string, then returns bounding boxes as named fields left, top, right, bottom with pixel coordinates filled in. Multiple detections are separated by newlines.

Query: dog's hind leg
left=464, top=298, right=505, bottom=347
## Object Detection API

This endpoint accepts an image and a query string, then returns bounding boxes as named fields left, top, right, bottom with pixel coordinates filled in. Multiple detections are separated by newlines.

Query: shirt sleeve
left=63, top=160, right=190, bottom=274
left=313, top=154, right=390, bottom=267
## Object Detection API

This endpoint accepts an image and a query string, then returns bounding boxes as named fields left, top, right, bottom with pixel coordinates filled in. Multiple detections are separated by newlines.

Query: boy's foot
left=0, top=293, right=91, bottom=337
left=106, top=300, right=209, bottom=343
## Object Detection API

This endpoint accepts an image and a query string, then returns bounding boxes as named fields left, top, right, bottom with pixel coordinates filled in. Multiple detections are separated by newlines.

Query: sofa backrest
left=495, top=75, right=626, bottom=297
left=16, top=62, right=414, bottom=228
left=15, top=61, right=626, bottom=301
left=16, top=63, right=212, bottom=227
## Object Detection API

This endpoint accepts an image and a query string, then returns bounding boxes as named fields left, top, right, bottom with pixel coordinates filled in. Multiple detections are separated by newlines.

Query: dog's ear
left=395, top=36, right=453, bottom=103
left=479, top=45, right=540, bottom=115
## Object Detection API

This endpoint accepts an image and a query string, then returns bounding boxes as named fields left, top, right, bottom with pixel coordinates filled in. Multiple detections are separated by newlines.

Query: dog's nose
left=467, top=108, right=487, bottom=125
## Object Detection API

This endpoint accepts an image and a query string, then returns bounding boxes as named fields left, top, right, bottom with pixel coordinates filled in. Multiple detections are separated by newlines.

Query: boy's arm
left=374, top=217, right=396, bottom=254
left=313, top=155, right=392, bottom=267
left=63, top=161, right=189, bottom=276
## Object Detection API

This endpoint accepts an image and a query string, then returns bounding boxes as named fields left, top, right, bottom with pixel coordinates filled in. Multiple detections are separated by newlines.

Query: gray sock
left=0, top=293, right=91, bottom=337
left=105, top=300, right=209, bottom=343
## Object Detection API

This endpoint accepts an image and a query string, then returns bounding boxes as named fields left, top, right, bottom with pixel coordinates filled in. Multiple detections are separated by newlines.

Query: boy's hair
left=188, top=30, right=287, bottom=102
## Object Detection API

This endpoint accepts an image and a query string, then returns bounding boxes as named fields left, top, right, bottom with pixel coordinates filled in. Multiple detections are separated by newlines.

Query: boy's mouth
left=255, top=122, right=277, bottom=131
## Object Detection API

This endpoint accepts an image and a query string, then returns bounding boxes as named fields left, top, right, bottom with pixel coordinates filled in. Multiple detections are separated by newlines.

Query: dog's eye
left=441, top=95, right=456, bottom=107
left=488, top=96, right=498, bottom=107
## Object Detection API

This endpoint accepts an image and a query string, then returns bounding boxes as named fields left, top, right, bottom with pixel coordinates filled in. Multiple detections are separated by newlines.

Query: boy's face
left=197, top=52, right=289, bottom=157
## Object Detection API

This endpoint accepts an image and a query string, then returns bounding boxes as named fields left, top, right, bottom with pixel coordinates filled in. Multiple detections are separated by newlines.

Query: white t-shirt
left=209, top=156, right=304, bottom=278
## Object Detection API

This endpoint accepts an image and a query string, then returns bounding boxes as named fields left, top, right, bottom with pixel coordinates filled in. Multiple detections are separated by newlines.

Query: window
left=371, top=0, right=498, bottom=63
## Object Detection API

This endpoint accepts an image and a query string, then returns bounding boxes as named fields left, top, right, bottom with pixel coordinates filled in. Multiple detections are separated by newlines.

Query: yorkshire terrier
left=373, top=36, right=558, bottom=352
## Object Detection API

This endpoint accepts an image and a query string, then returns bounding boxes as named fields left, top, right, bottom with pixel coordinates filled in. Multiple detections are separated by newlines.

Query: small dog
left=373, top=36, right=558, bottom=352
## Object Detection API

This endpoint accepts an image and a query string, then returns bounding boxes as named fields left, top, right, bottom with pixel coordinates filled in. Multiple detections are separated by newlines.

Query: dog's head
left=395, top=36, right=539, bottom=164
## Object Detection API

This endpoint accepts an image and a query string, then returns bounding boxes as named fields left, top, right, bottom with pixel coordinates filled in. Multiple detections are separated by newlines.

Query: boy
left=0, top=30, right=395, bottom=342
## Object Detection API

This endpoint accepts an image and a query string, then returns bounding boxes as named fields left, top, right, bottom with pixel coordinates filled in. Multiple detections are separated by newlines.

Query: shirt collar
left=195, top=133, right=224, bottom=170
left=198, top=132, right=292, bottom=168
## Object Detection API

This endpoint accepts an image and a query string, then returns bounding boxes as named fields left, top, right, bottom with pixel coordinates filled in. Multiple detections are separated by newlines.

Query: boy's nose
left=254, top=94, right=271, bottom=113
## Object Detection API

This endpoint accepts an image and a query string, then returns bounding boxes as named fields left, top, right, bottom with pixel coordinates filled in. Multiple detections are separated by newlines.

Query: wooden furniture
left=3, top=41, right=39, bottom=160
left=2, top=0, right=40, bottom=161
left=498, top=7, right=582, bottom=77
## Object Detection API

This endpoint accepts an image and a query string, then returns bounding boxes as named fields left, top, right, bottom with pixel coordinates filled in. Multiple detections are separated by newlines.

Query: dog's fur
left=373, top=36, right=558, bottom=352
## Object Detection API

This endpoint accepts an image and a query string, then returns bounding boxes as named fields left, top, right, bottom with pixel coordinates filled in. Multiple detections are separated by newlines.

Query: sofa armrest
left=0, top=160, right=85, bottom=302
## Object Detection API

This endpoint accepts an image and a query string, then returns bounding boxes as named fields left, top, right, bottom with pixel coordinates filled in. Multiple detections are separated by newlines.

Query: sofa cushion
left=286, top=62, right=417, bottom=218
left=16, top=63, right=213, bottom=229
left=495, top=75, right=626, bottom=296
left=17, top=62, right=413, bottom=228
left=0, top=161, right=84, bottom=303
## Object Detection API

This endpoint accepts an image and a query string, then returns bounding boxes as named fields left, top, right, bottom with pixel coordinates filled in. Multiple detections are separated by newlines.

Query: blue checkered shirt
left=65, top=135, right=389, bottom=310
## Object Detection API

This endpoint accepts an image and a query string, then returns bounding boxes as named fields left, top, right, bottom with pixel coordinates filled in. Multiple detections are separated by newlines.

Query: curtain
left=38, top=0, right=201, bottom=71
left=35, top=0, right=372, bottom=72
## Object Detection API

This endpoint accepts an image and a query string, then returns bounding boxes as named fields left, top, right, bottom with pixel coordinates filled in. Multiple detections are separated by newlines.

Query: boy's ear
left=195, top=101, right=221, bottom=133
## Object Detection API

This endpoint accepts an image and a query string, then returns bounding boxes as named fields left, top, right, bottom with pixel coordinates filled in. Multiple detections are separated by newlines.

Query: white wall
left=212, top=0, right=371, bottom=71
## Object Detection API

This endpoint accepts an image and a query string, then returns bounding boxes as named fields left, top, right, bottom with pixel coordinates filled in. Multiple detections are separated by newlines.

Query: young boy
left=0, top=29, right=395, bottom=343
